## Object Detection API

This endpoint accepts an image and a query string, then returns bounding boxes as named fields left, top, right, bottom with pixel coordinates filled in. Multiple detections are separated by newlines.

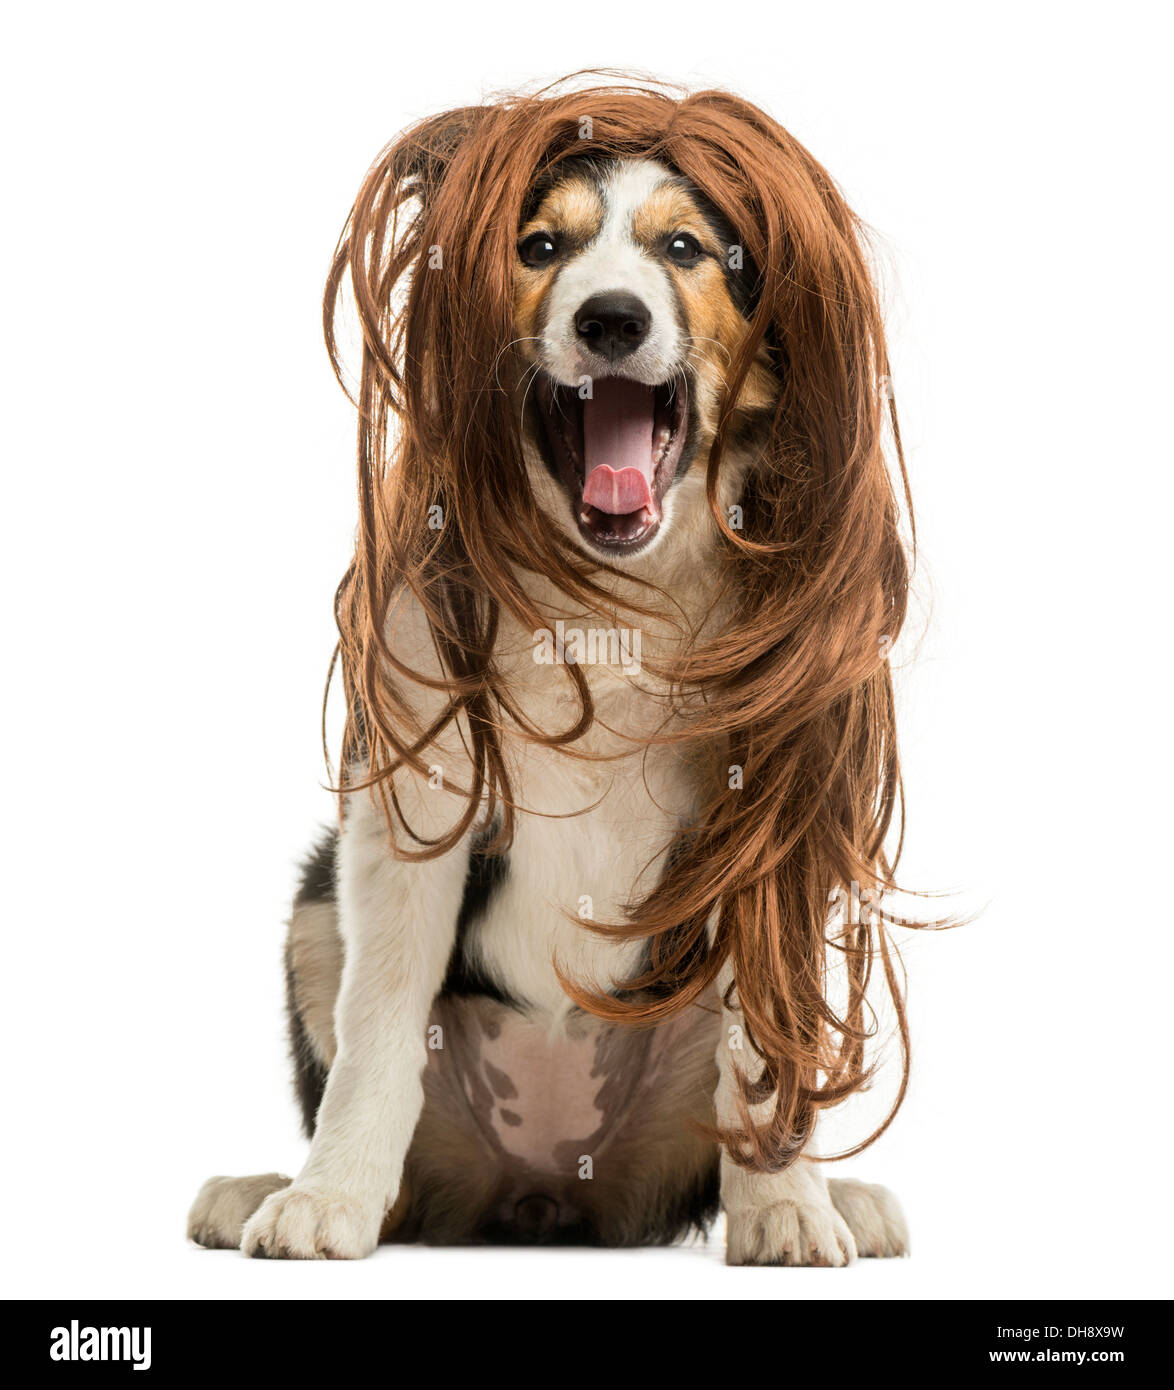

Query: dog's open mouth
left=533, top=374, right=690, bottom=553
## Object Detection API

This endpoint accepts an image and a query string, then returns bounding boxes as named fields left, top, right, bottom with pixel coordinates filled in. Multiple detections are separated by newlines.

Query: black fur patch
left=286, top=828, right=340, bottom=1135
left=293, top=828, right=338, bottom=908
left=655, top=1151, right=721, bottom=1247
left=285, top=937, right=329, bottom=1139
left=441, top=831, right=518, bottom=1007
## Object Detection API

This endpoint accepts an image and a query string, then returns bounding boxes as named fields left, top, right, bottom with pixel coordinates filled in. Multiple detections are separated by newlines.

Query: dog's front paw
left=726, top=1198, right=858, bottom=1267
left=241, top=1184, right=382, bottom=1260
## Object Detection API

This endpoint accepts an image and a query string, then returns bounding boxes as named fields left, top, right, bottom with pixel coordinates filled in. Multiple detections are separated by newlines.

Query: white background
left=3, top=1, right=1171, bottom=1301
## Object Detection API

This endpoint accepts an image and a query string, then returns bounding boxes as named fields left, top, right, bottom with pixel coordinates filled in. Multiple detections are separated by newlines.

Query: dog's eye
left=519, top=232, right=558, bottom=267
left=666, top=233, right=702, bottom=265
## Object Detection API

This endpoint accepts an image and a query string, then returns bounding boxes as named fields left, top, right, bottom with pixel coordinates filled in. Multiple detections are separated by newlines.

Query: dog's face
left=514, top=158, right=778, bottom=561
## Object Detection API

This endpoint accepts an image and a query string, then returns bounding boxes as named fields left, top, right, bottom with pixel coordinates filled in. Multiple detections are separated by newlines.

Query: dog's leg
left=241, top=779, right=469, bottom=1260
left=715, top=964, right=857, bottom=1266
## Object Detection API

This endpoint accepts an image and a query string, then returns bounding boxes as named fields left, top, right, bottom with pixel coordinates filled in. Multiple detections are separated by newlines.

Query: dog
left=188, top=78, right=915, bottom=1264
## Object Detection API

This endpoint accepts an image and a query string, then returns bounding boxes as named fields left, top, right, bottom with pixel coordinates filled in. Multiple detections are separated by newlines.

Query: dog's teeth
left=653, top=424, right=673, bottom=465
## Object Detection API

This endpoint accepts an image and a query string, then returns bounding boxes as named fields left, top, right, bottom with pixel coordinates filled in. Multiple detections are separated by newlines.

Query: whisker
left=515, top=358, right=545, bottom=431
left=492, top=336, right=545, bottom=389
left=685, top=334, right=731, bottom=364
left=553, top=380, right=579, bottom=430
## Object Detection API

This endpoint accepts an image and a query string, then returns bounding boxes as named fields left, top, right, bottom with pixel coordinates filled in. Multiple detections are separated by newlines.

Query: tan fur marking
left=522, top=176, right=604, bottom=246
left=513, top=274, right=547, bottom=343
left=631, top=183, right=723, bottom=258
left=514, top=175, right=604, bottom=344
left=675, top=258, right=777, bottom=430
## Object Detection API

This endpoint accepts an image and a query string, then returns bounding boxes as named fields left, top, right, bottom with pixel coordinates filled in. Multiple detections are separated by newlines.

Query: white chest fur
left=470, top=664, right=699, bottom=1020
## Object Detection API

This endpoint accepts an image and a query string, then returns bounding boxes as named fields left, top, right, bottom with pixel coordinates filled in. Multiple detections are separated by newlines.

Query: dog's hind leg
left=241, top=764, right=473, bottom=1259
left=187, top=832, right=342, bottom=1251
left=188, top=1174, right=292, bottom=1249
left=283, top=830, right=344, bottom=1135
left=827, top=1177, right=909, bottom=1258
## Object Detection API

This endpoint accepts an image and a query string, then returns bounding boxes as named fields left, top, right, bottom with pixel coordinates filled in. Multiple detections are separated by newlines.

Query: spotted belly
left=390, top=992, right=721, bottom=1245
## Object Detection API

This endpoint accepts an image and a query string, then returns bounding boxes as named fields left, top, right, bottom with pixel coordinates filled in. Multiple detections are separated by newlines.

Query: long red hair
left=325, top=75, right=920, bottom=1171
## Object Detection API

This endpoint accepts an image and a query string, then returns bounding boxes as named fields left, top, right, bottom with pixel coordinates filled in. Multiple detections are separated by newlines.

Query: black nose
left=575, top=293, right=650, bottom=361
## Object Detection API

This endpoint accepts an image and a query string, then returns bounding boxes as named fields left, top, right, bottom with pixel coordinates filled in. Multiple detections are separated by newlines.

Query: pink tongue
left=581, top=378, right=655, bottom=515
